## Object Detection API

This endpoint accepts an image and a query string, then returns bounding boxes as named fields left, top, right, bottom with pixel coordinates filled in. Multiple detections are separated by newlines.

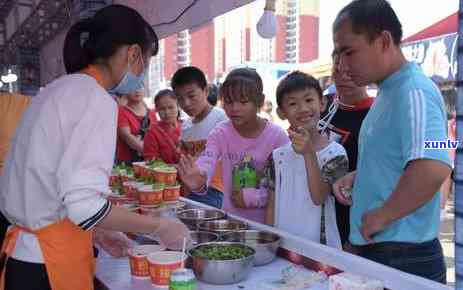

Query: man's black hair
left=333, top=0, right=402, bottom=46
left=171, top=66, right=208, bottom=91
left=276, top=71, right=323, bottom=107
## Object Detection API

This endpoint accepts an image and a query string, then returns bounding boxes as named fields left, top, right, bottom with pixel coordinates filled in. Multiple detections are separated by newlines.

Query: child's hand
left=231, top=188, right=268, bottom=209
left=288, top=127, right=314, bottom=155
left=332, top=171, right=355, bottom=206
left=231, top=189, right=247, bottom=208
left=177, top=155, right=206, bottom=192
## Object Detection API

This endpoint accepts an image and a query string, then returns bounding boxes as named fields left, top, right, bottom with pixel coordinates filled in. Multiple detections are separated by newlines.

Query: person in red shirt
left=117, top=90, right=157, bottom=163
left=144, top=89, right=182, bottom=164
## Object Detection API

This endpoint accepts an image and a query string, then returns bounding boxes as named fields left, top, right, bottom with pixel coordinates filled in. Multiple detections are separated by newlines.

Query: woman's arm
left=118, top=126, right=144, bottom=153
left=143, top=127, right=160, bottom=160
left=97, top=205, right=159, bottom=233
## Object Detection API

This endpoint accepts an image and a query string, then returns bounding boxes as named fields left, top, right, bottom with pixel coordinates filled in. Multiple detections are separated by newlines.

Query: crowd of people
left=0, top=0, right=455, bottom=289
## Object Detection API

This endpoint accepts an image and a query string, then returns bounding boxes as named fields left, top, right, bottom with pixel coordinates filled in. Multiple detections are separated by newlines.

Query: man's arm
left=361, top=159, right=451, bottom=242
left=381, top=159, right=451, bottom=223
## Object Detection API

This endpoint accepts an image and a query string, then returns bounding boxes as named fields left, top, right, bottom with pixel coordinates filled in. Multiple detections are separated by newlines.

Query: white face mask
left=108, top=51, right=146, bottom=95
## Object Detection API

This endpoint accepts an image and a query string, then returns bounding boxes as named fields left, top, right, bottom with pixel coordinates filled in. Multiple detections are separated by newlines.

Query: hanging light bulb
left=256, top=0, right=277, bottom=39
left=1, top=69, right=18, bottom=83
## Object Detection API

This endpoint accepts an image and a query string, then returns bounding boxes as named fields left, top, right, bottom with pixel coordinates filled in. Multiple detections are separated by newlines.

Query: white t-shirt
left=273, top=141, right=348, bottom=248
left=180, top=107, right=227, bottom=156
left=0, top=74, right=116, bottom=263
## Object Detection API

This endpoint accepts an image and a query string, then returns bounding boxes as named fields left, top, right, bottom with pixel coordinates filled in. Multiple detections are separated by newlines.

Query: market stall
left=96, top=197, right=451, bottom=290
left=97, top=161, right=451, bottom=290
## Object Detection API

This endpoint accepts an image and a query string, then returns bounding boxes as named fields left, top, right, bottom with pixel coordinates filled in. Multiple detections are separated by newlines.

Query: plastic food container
left=147, top=251, right=186, bottom=286
left=106, top=193, right=136, bottom=206
left=138, top=185, right=164, bottom=206
left=132, top=162, right=146, bottom=177
left=153, top=168, right=178, bottom=185
left=163, top=184, right=181, bottom=202
left=122, top=181, right=138, bottom=198
left=119, top=173, right=130, bottom=183
left=109, top=175, right=120, bottom=187
left=138, top=165, right=150, bottom=178
left=128, top=245, right=166, bottom=278
left=131, top=182, right=145, bottom=198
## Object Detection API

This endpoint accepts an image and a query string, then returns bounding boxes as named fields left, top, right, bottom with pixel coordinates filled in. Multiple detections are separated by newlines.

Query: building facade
left=149, top=0, right=320, bottom=93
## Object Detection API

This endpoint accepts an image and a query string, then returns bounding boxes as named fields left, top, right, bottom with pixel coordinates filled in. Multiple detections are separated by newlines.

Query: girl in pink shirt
left=178, top=68, right=289, bottom=223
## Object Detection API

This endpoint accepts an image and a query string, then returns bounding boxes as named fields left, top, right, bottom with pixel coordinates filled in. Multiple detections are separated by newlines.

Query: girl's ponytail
left=63, top=18, right=94, bottom=74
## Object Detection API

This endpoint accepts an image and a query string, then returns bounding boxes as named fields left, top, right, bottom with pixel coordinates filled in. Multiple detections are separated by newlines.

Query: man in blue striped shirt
left=332, top=0, right=452, bottom=283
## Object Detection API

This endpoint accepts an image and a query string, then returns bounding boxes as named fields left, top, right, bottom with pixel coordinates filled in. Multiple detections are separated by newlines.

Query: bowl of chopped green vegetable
left=177, top=209, right=226, bottom=230
left=184, top=231, right=220, bottom=268
left=197, top=219, right=248, bottom=235
left=221, top=230, right=281, bottom=266
left=188, top=242, right=255, bottom=284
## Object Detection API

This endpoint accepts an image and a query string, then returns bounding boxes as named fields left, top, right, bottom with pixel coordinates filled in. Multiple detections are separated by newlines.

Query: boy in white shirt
left=265, top=71, right=348, bottom=248
left=171, top=66, right=227, bottom=208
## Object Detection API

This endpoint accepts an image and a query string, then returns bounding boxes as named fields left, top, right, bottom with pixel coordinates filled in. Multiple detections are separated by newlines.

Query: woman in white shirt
left=0, top=5, right=189, bottom=290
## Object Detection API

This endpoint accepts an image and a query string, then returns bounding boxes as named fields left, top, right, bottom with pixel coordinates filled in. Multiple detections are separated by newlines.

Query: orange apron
left=0, top=65, right=109, bottom=290
left=0, top=219, right=95, bottom=290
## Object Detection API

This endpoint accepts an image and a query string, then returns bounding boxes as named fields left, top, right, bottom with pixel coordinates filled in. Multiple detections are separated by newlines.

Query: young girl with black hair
left=143, top=89, right=182, bottom=164
left=178, top=68, right=289, bottom=223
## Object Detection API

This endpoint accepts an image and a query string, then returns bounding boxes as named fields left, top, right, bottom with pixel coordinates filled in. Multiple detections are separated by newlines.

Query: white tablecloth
left=95, top=249, right=328, bottom=290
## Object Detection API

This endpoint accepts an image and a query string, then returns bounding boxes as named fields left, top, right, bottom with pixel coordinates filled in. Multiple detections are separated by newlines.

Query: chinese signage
left=402, top=33, right=458, bottom=82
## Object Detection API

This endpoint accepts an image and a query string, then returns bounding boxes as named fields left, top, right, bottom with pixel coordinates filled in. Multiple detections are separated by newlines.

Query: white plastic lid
left=129, top=245, right=166, bottom=257
left=147, top=251, right=185, bottom=264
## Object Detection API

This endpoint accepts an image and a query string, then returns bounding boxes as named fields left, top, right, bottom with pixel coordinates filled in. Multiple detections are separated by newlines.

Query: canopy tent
left=10, top=0, right=263, bottom=85
left=114, top=0, right=257, bottom=40
left=401, top=12, right=458, bottom=84
left=402, top=12, right=458, bottom=43
left=297, top=12, right=459, bottom=86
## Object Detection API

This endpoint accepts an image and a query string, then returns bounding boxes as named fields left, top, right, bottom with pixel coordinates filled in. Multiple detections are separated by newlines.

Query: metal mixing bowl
left=188, top=242, right=255, bottom=284
left=177, top=208, right=226, bottom=230
left=221, top=230, right=281, bottom=266
left=197, top=219, right=248, bottom=235
left=185, top=231, right=220, bottom=268
left=189, top=231, right=220, bottom=247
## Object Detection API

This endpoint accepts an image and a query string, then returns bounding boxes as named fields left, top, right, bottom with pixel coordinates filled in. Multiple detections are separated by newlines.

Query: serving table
left=96, top=198, right=451, bottom=290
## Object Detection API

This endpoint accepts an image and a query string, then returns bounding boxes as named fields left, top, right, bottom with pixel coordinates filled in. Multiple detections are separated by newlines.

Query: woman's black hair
left=63, top=4, right=158, bottom=74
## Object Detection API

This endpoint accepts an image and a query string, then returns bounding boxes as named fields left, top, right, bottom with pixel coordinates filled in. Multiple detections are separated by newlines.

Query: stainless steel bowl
left=188, top=242, right=255, bottom=284
left=177, top=209, right=226, bottom=230
left=189, top=231, right=220, bottom=247
left=197, top=219, right=248, bottom=235
left=221, top=230, right=281, bottom=266
left=185, top=231, right=220, bottom=268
